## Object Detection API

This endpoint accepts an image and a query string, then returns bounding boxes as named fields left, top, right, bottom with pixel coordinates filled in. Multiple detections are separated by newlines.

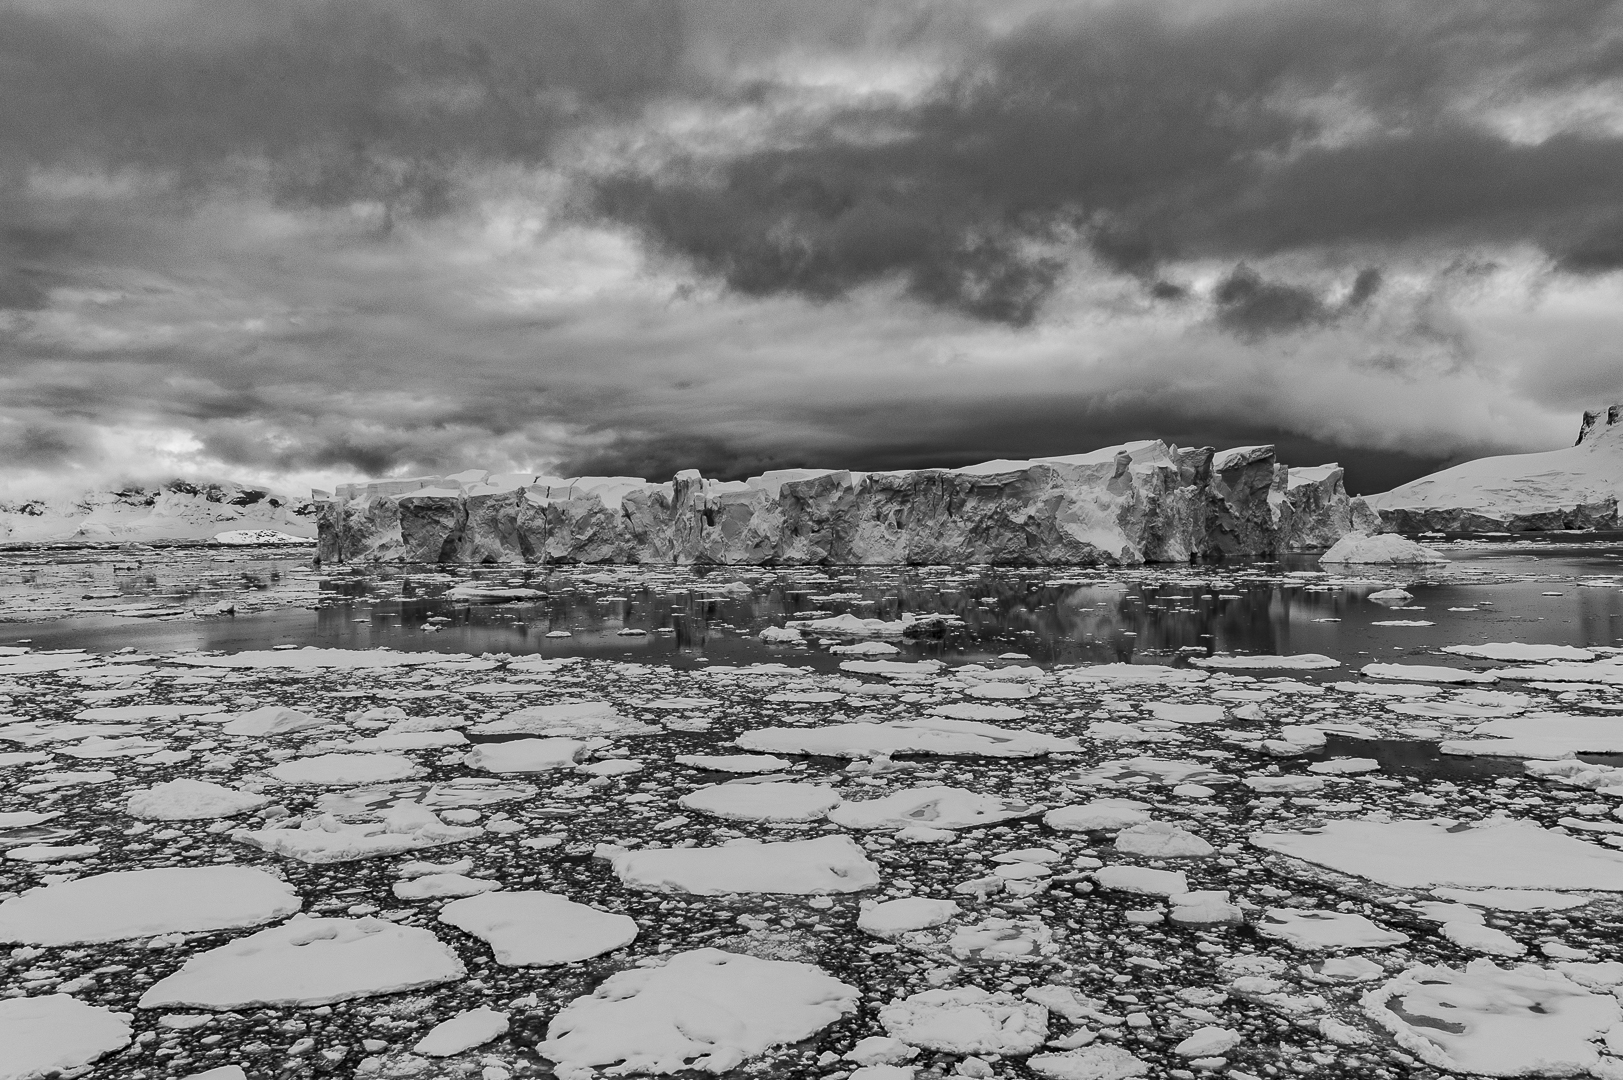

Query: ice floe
left=1362, top=960, right=1620, bottom=1076
left=0, top=866, right=300, bottom=945
left=1257, top=909, right=1410, bottom=950
left=138, top=917, right=466, bottom=1009
left=737, top=718, right=1079, bottom=758
left=438, top=891, right=638, bottom=965
left=829, top=787, right=1042, bottom=831
left=126, top=779, right=271, bottom=820
left=1252, top=818, right=1623, bottom=890
left=679, top=781, right=842, bottom=822
left=0, top=995, right=132, bottom=1080
left=266, top=753, right=422, bottom=785
left=879, top=986, right=1048, bottom=1055
left=463, top=738, right=585, bottom=773
left=414, top=1007, right=510, bottom=1057
left=610, top=835, right=881, bottom=894
left=537, top=948, right=857, bottom=1077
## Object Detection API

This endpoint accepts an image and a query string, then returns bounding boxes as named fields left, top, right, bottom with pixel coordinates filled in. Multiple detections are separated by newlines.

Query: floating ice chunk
left=1062, top=664, right=1208, bottom=685
left=840, top=660, right=945, bottom=678
left=72, top=703, right=223, bottom=722
left=675, top=754, right=789, bottom=774
left=738, top=718, right=1079, bottom=758
left=880, top=987, right=1047, bottom=1055
left=1252, top=818, right=1623, bottom=890
left=1027, top=1046, right=1149, bottom=1079
left=1174, top=1027, right=1241, bottom=1057
left=611, top=835, right=880, bottom=895
left=1308, top=758, right=1380, bottom=775
left=0, top=994, right=131, bottom=1080
left=218, top=707, right=327, bottom=737
left=331, top=729, right=468, bottom=752
left=1441, top=921, right=1525, bottom=956
left=1065, top=757, right=1235, bottom=788
left=1443, top=643, right=1597, bottom=663
left=5, top=844, right=99, bottom=863
left=929, top=702, right=1026, bottom=721
left=138, top=917, right=466, bottom=1010
left=845, top=1035, right=918, bottom=1065
left=0, top=867, right=300, bottom=946
left=1114, top=822, right=1214, bottom=858
left=1258, top=909, right=1409, bottom=950
left=1044, top=799, right=1153, bottom=832
left=179, top=1067, right=247, bottom=1080
left=1169, top=891, right=1243, bottom=925
left=1361, top=663, right=1496, bottom=684
left=858, top=898, right=961, bottom=938
left=1320, top=533, right=1448, bottom=564
left=1494, top=661, right=1623, bottom=685
left=1191, top=654, right=1340, bottom=670
left=315, top=778, right=537, bottom=815
left=795, top=614, right=914, bottom=637
left=392, top=874, right=500, bottom=900
left=446, top=583, right=543, bottom=602
left=1145, top=702, right=1225, bottom=724
left=829, top=641, right=901, bottom=657
left=1431, top=888, right=1589, bottom=912
left=1242, top=775, right=1325, bottom=793
left=1331, top=680, right=1441, bottom=698
left=415, top=1007, right=510, bottom=1057
left=174, top=648, right=485, bottom=670
left=474, top=701, right=658, bottom=738
left=1093, top=866, right=1188, bottom=897
left=267, top=753, right=421, bottom=786
left=1445, top=714, right=1623, bottom=757
left=964, top=682, right=1034, bottom=700
left=233, top=812, right=482, bottom=864
left=848, top=1066, right=916, bottom=1080
left=1302, top=956, right=1386, bottom=983
left=829, top=787, right=1041, bottom=831
left=679, top=782, right=842, bottom=823
left=126, top=779, right=270, bottom=821
left=538, top=948, right=856, bottom=1076
left=1362, top=960, right=1619, bottom=1077
left=463, top=738, right=585, bottom=773
left=438, top=892, right=637, bottom=965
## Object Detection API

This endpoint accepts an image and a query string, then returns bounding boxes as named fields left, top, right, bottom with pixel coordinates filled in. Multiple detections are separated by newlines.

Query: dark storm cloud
left=586, top=0, right=1623, bottom=324
left=1213, top=265, right=1382, bottom=337
left=0, top=0, right=691, bottom=215
left=556, top=432, right=796, bottom=483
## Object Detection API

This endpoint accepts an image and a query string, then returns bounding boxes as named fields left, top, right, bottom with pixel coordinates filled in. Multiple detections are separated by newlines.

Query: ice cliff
left=1367, top=406, right=1623, bottom=533
left=317, top=443, right=1371, bottom=566
left=0, top=481, right=320, bottom=545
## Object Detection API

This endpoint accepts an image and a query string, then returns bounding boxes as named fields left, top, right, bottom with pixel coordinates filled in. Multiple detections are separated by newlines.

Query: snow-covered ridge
left=0, top=480, right=319, bottom=545
left=1367, top=406, right=1623, bottom=533
left=318, top=442, right=1370, bottom=565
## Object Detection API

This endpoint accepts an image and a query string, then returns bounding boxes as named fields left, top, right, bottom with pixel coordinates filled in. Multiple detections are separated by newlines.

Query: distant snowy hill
left=0, top=481, right=319, bottom=545
left=1368, top=406, right=1623, bottom=532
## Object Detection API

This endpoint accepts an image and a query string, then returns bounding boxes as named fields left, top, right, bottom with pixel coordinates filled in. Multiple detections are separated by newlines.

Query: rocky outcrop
left=318, top=441, right=1360, bottom=566
left=1367, top=406, right=1623, bottom=534
left=0, top=481, right=320, bottom=545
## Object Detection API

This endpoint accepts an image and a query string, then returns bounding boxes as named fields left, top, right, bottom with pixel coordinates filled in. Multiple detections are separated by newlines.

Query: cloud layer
left=3, top=0, right=1622, bottom=499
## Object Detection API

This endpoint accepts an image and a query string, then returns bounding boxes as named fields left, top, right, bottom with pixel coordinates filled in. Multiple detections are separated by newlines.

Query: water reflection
left=1, top=542, right=1621, bottom=665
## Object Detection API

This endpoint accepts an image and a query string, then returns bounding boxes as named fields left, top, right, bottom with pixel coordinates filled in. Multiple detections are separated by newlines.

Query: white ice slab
left=126, top=779, right=271, bottom=821
left=415, top=1007, right=510, bottom=1057
left=679, top=782, right=842, bottom=823
left=267, top=753, right=422, bottom=786
left=1362, top=960, right=1619, bottom=1076
left=538, top=948, right=857, bottom=1076
left=1044, top=799, right=1153, bottom=832
left=0, top=866, right=301, bottom=946
left=1252, top=818, right=1623, bottom=890
left=1258, top=909, right=1410, bottom=950
left=858, top=898, right=961, bottom=938
left=439, top=891, right=637, bottom=965
left=0, top=994, right=132, bottom=1080
left=138, top=916, right=466, bottom=1009
left=879, top=987, right=1048, bottom=1055
left=738, top=718, right=1079, bottom=758
left=463, top=738, right=584, bottom=773
left=1191, top=654, right=1339, bottom=670
left=829, top=787, right=1041, bottom=831
left=611, top=835, right=880, bottom=895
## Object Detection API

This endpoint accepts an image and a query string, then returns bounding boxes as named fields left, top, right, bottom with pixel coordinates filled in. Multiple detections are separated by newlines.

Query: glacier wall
left=317, top=440, right=1372, bottom=566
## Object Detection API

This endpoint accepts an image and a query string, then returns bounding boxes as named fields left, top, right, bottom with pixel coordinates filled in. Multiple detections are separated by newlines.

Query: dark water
left=1, top=541, right=1621, bottom=671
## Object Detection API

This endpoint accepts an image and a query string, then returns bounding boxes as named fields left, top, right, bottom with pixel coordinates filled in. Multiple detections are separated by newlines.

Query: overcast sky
left=3, top=0, right=1622, bottom=499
